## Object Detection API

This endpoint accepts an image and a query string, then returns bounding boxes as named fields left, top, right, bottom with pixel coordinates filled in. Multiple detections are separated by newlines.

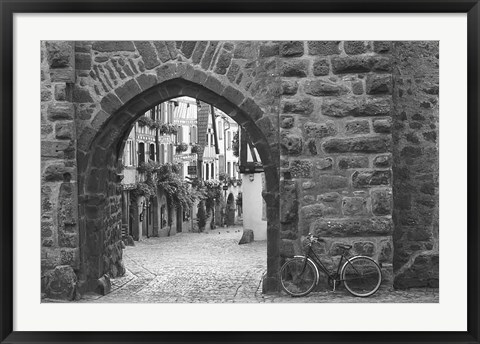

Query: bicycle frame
left=302, top=242, right=357, bottom=284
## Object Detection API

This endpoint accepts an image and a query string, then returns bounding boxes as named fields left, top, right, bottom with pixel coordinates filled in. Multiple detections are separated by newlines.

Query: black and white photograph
left=40, top=40, right=439, bottom=304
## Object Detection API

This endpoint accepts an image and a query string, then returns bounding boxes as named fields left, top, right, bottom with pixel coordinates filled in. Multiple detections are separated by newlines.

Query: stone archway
left=41, top=40, right=439, bottom=300
left=76, top=62, right=280, bottom=293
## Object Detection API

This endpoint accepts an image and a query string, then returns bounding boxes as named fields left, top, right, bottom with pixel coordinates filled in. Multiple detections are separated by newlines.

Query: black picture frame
left=1, top=1, right=479, bottom=343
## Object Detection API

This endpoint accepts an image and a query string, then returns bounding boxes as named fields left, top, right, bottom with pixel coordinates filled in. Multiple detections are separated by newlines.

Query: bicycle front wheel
left=342, top=256, right=382, bottom=297
left=280, top=257, right=317, bottom=297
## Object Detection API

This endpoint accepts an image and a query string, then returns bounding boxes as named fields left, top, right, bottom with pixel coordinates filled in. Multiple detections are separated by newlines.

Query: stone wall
left=278, top=41, right=394, bottom=287
left=40, top=40, right=439, bottom=299
left=392, top=42, right=439, bottom=288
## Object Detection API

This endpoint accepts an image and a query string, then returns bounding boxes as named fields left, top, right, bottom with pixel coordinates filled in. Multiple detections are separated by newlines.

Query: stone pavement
left=79, top=226, right=438, bottom=303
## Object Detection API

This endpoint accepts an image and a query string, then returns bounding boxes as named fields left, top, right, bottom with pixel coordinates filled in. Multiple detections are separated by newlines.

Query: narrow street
left=79, top=225, right=438, bottom=304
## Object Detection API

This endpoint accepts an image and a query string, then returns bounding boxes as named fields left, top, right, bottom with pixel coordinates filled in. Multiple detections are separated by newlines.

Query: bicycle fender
left=294, top=255, right=321, bottom=286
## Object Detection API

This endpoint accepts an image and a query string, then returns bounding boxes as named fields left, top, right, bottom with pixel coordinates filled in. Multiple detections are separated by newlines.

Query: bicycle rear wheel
left=342, top=256, right=382, bottom=297
left=280, top=257, right=317, bottom=297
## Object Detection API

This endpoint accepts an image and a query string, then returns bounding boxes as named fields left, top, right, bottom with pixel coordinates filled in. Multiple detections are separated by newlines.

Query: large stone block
left=321, top=97, right=391, bottom=118
left=366, top=74, right=392, bottom=94
left=313, top=58, right=330, bottom=76
left=279, top=41, right=304, bottom=57
left=92, top=41, right=135, bottom=52
left=289, top=160, right=313, bottom=178
left=353, top=241, right=375, bottom=256
left=280, top=181, right=298, bottom=223
left=323, top=136, right=391, bottom=154
left=55, top=122, right=73, bottom=140
left=345, top=119, right=370, bottom=135
left=315, top=175, right=348, bottom=190
left=307, top=41, right=340, bottom=55
left=338, top=156, right=369, bottom=170
left=371, top=188, right=393, bottom=215
left=373, top=154, right=392, bottom=168
left=281, top=98, right=314, bottom=115
left=304, top=121, right=337, bottom=138
left=41, top=141, right=74, bottom=159
left=331, top=56, right=392, bottom=74
left=373, top=118, right=392, bottom=133
left=344, top=41, right=369, bottom=55
left=47, top=103, right=74, bottom=121
left=304, top=79, right=349, bottom=96
left=352, top=170, right=391, bottom=188
left=280, top=60, right=309, bottom=77
left=281, top=80, right=299, bottom=95
left=342, top=197, right=367, bottom=216
left=46, top=41, right=72, bottom=68
left=75, top=53, right=92, bottom=70
left=310, top=217, right=393, bottom=237
left=73, top=86, right=94, bottom=103
left=43, top=265, right=77, bottom=300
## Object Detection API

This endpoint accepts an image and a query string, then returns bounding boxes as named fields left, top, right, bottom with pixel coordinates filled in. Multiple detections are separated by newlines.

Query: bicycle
left=280, top=233, right=382, bottom=297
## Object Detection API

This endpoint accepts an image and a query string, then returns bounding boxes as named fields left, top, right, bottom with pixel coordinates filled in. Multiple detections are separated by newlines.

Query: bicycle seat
left=337, top=244, right=352, bottom=250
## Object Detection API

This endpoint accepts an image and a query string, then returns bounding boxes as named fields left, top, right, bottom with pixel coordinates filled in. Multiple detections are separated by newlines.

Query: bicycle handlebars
left=307, top=233, right=325, bottom=243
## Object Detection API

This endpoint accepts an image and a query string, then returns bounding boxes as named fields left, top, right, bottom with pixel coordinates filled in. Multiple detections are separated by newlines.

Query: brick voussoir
left=91, top=110, right=111, bottom=132
left=239, top=97, right=263, bottom=122
left=100, top=92, right=124, bottom=114
left=155, top=63, right=179, bottom=84
left=221, top=85, right=246, bottom=106
left=135, top=73, right=158, bottom=91
left=203, top=74, right=226, bottom=95
left=77, top=126, right=98, bottom=152
left=114, top=78, right=142, bottom=104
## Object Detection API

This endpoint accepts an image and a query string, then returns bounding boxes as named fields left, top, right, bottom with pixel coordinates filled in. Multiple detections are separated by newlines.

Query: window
left=168, top=144, right=173, bottom=162
left=211, top=163, right=214, bottom=179
left=138, top=142, right=145, bottom=165
left=160, top=144, right=165, bottom=164
left=227, top=162, right=231, bottom=177
left=205, top=164, right=209, bottom=180
left=227, top=131, right=232, bottom=150
left=149, top=144, right=155, bottom=162
left=218, top=121, right=223, bottom=139
left=124, top=140, right=131, bottom=166
left=191, top=126, right=197, bottom=143
left=177, top=127, right=183, bottom=144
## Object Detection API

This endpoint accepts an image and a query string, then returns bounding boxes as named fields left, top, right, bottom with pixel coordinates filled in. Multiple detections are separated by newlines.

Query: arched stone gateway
left=41, top=40, right=439, bottom=300
left=79, top=71, right=281, bottom=293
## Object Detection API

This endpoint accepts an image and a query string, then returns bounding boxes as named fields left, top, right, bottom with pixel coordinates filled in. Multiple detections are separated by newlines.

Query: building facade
left=120, top=97, right=249, bottom=242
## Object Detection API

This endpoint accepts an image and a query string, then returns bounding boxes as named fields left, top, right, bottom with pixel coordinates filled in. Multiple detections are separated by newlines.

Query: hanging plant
left=232, top=131, right=239, bottom=157
left=191, top=144, right=200, bottom=154
left=175, top=142, right=188, bottom=153
left=159, top=123, right=179, bottom=135
left=137, top=116, right=153, bottom=128
left=218, top=172, right=231, bottom=186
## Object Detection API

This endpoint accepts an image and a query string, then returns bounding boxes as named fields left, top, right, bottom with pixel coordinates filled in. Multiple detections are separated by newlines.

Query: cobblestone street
left=79, top=225, right=438, bottom=303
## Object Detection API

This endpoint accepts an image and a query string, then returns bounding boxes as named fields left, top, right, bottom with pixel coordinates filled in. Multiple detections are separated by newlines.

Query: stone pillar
left=278, top=41, right=395, bottom=290
left=41, top=41, right=80, bottom=300
left=392, top=41, right=439, bottom=288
